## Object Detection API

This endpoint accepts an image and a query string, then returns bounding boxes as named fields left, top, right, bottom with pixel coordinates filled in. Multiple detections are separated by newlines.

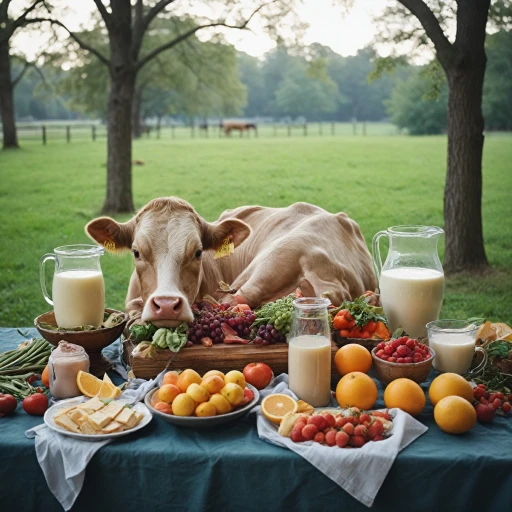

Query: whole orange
left=41, top=365, right=50, bottom=388
left=434, top=395, right=476, bottom=434
left=334, top=344, right=373, bottom=376
left=335, top=371, right=378, bottom=410
left=383, top=378, right=426, bottom=416
left=428, top=373, right=474, bottom=406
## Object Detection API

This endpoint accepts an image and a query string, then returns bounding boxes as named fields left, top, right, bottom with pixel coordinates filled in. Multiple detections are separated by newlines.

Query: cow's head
left=86, top=197, right=251, bottom=327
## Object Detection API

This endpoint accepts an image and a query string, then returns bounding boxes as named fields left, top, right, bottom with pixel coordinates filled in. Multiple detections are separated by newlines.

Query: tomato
left=348, top=327, right=363, bottom=338
left=339, top=329, right=350, bottom=338
left=360, top=331, right=371, bottom=339
left=0, top=394, right=17, bottom=417
left=333, top=316, right=350, bottom=330
left=334, top=309, right=350, bottom=319
left=365, top=321, right=377, bottom=333
left=347, top=319, right=356, bottom=329
left=242, top=362, right=273, bottom=390
left=22, top=393, right=48, bottom=416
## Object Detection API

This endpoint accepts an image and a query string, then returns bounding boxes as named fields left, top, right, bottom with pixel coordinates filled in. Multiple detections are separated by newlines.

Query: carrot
left=374, top=321, right=391, bottom=340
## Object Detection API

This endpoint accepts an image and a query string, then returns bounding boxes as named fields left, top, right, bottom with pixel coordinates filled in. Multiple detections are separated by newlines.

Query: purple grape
left=266, top=324, right=273, bottom=331
left=264, top=332, right=271, bottom=341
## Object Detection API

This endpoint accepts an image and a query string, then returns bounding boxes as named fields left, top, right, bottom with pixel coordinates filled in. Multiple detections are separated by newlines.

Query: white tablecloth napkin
left=25, top=371, right=165, bottom=511
left=253, top=374, right=428, bottom=508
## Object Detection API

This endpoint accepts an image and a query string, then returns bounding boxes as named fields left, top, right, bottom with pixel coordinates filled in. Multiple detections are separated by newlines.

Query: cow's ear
left=202, top=219, right=252, bottom=251
left=85, top=217, right=133, bottom=252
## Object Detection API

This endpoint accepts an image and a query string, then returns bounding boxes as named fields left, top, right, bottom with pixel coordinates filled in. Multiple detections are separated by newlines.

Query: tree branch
left=136, top=2, right=270, bottom=71
left=92, top=0, right=112, bottom=30
left=13, top=0, right=45, bottom=29
left=11, top=60, right=30, bottom=87
left=133, top=0, right=176, bottom=58
left=397, top=0, right=454, bottom=69
left=38, top=18, right=110, bottom=67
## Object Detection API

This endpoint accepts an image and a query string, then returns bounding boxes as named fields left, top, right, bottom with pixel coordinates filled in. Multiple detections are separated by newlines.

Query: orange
left=41, top=365, right=50, bottom=388
left=154, top=402, right=173, bottom=415
left=335, top=372, right=378, bottom=410
left=261, top=394, right=298, bottom=425
left=158, top=384, right=181, bottom=404
left=434, top=395, right=476, bottom=434
left=383, top=378, right=426, bottom=416
left=334, top=344, right=373, bottom=376
left=76, top=371, right=103, bottom=398
left=428, top=373, right=474, bottom=406
left=162, top=371, right=180, bottom=386
left=176, top=369, right=202, bottom=393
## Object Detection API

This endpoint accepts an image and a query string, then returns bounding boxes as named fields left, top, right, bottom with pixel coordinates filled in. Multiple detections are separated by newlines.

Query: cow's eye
left=133, top=249, right=140, bottom=259
left=195, top=249, right=202, bottom=259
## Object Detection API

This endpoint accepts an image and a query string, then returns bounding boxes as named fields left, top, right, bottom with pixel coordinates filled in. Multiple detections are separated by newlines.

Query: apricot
left=220, top=383, right=244, bottom=406
left=195, top=402, right=217, bottom=417
left=177, top=369, right=202, bottom=393
left=154, top=402, right=173, bottom=415
left=186, top=383, right=210, bottom=404
left=224, top=370, right=246, bottom=389
left=172, top=393, right=195, bottom=416
left=158, top=384, right=181, bottom=404
left=162, top=371, right=180, bottom=386
left=209, top=393, right=232, bottom=415
left=201, top=375, right=225, bottom=394
left=203, top=370, right=225, bottom=380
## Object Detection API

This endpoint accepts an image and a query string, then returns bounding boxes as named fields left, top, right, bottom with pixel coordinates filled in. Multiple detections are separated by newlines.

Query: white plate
left=144, top=383, right=259, bottom=427
left=44, top=396, right=152, bottom=441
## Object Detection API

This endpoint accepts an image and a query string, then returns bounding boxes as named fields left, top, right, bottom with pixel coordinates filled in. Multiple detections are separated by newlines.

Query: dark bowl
left=371, top=346, right=435, bottom=385
left=34, top=308, right=128, bottom=352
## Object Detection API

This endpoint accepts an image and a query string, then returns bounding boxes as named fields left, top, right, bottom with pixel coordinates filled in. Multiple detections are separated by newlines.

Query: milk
left=52, top=270, right=105, bottom=328
left=288, top=335, right=332, bottom=407
left=379, top=267, right=445, bottom=339
left=430, top=331, right=476, bottom=374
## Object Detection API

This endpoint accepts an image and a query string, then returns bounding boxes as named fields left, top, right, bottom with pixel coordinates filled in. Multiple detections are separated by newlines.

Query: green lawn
left=1, top=133, right=511, bottom=327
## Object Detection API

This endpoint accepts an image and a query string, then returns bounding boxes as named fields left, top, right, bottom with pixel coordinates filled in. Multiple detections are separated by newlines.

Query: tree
left=46, top=0, right=296, bottom=213
left=274, top=58, right=339, bottom=119
left=386, top=68, right=448, bottom=135
left=0, top=0, right=48, bottom=148
left=372, top=0, right=512, bottom=273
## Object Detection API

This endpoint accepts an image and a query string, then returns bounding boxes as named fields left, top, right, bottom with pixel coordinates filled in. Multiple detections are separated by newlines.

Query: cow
left=85, top=197, right=376, bottom=328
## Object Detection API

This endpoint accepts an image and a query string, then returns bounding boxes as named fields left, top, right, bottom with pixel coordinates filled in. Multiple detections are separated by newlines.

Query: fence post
left=331, top=122, right=335, bottom=135
left=42, top=125, right=46, bottom=145
left=287, top=124, right=291, bottom=137
left=66, top=126, right=70, bottom=143
left=92, top=125, right=96, bottom=141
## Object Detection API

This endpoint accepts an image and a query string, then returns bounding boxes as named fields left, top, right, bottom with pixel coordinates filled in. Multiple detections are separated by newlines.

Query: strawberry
left=350, top=435, right=366, bottom=447
left=325, top=430, right=337, bottom=447
left=367, top=419, right=384, bottom=439
left=307, top=415, right=328, bottom=431
left=342, top=423, right=355, bottom=435
left=313, top=432, right=325, bottom=443
left=302, top=424, right=318, bottom=441
left=371, top=410, right=391, bottom=421
left=335, top=431, right=350, bottom=448
left=502, top=402, right=511, bottom=414
left=335, top=416, right=347, bottom=428
left=291, top=425, right=304, bottom=442
left=372, top=435, right=384, bottom=442
left=323, top=413, right=336, bottom=428
left=359, top=413, right=371, bottom=424
left=354, top=425, right=368, bottom=438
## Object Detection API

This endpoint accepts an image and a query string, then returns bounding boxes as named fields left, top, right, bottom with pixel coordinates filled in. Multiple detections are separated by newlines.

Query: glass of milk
left=40, top=245, right=105, bottom=328
left=288, top=298, right=332, bottom=407
left=372, top=225, right=445, bottom=339
left=427, top=320, right=487, bottom=375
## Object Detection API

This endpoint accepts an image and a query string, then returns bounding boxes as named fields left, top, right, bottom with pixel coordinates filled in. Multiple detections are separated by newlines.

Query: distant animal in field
left=85, top=197, right=376, bottom=328
left=221, top=122, right=257, bottom=136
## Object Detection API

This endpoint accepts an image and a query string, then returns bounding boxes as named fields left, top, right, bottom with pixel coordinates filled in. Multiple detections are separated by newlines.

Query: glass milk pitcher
left=372, top=226, right=445, bottom=339
left=40, top=245, right=105, bottom=328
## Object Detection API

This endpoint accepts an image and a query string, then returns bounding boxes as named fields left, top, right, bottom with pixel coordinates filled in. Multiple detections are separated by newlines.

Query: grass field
left=1, top=132, right=511, bottom=327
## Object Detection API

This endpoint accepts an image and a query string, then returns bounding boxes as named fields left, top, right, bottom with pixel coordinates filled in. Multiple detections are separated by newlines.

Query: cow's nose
left=150, top=296, right=183, bottom=320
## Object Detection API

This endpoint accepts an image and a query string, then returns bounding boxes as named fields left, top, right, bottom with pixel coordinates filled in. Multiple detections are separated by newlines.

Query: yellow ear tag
left=103, top=239, right=116, bottom=253
left=214, top=237, right=235, bottom=259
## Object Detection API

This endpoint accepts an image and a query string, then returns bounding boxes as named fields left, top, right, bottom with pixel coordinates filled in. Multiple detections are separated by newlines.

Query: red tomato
left=339, top=329, right=350, bottom=338
left=22, top=393, right=48, bottom=416
left=365, top=321, right=377, bottom=333
left=333, top=316, right=350, bottom=330
left=334, top=309, right=350, bottom=319
left=0, top=394, right=17, bottom=417
left=242, top=362, right=273, bottom=390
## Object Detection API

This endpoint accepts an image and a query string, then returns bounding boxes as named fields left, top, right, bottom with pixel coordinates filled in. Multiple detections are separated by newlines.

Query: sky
left=11, top=0, right=392, bottom=61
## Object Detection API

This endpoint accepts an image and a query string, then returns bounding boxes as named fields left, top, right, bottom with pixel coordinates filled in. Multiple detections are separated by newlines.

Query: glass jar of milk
left=40, top=244, right=105, bottom=328
left=49, top=341, right=90, bottom=399
left=288, top=298, right=332, bottom=407
left=372, top=226, right=445, bottom=339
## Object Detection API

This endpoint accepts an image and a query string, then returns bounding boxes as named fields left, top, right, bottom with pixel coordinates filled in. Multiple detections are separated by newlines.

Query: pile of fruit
left=473, top=383, right=512, bottom=422
left=374, top=336, right=432, bottom=364
left=330, top=294, right=391, bottom=341
left=150, top=368, right=256, bottom=417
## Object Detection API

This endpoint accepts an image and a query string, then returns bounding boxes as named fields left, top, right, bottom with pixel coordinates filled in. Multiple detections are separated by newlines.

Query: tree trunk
left=0, top=40, right=19, bottom=149
left=132, top=86, right=143, bottom=139
left=443, top=1, right=489, bottom=273
left=102, top=0, right=135, bottom=214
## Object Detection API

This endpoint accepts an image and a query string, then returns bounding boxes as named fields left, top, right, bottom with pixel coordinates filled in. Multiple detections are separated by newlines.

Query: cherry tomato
left=365, top=320, right=377, bottom=333
left=333, top=316, right=350, bottom=330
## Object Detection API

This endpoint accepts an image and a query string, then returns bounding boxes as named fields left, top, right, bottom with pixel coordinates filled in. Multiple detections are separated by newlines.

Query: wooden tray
left=332, top=331, right=380, bottom=351
left=123, top=339, right=340, bottom=380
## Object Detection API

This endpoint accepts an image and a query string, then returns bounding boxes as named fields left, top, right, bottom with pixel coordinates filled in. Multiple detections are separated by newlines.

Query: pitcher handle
left=372, top=230, right=388, bottom=284
left=40, top=253, right=56, bottom=306
left=463, top=346, right=488, bottom=380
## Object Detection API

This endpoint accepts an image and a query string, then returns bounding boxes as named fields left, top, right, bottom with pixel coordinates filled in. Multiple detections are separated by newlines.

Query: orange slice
left=261, top=394, right=298, bottom=425
left=76, top=371, right=103, bottom=398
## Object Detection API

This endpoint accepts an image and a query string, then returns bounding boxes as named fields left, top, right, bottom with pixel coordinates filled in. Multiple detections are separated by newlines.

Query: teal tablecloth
left=1, top=328, right=511, bottom=512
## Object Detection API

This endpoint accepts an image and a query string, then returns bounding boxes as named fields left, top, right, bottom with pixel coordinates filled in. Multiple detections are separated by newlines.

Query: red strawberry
left=354, top=425, right=368, bottom=438
left=313, top=432, right=325, bottom=443
left=342, top=423, right=355, bottom=435
left=335, top=431, right=350, bottom=448
left=359, top=413, right=371, bottom=424
left=307, top=415, right=328, bottom=431
left=291, top=425, right=304, bottom=442
left=323, top=413, right=336, bottom=428
left=351, top=435, right=366, bottom=447
left=325, top=430, right=337, bottom=446
left=367, top=419, right=384, bottom=439
left=302, top=424, right=318, bottom=441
